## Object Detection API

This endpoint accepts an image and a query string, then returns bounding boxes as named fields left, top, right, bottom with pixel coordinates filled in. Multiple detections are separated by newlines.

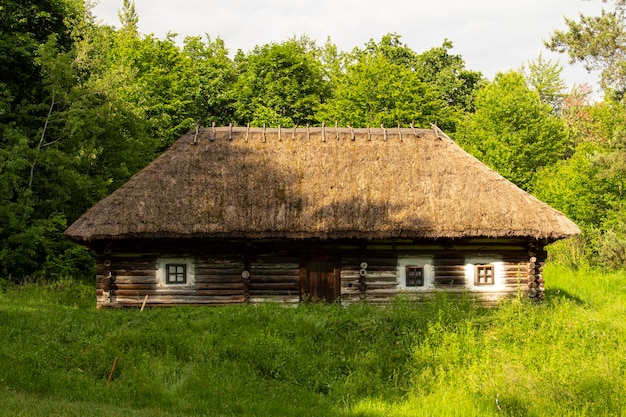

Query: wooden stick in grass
left=107, top=357, right=119, bottom=385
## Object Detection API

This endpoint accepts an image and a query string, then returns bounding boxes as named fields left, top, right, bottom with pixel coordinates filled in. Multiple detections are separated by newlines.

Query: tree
left=522, top=53, right=567, bottom=113
left=319, top=35, right=459, bottom=130
left=0, top=0, right=97, bottom=281
left=455, top=71, right=568, bottom=190
left=232, top=37, right=330, bottom=127
left=118, top=0, right=138, bottom=35
left=183, top=35, right=237, bottom=125
left=415, top=39, right=484, bottom=114
left=546, top=0, right=626, bottom=99
left=318, top=53, right=445, bottom=128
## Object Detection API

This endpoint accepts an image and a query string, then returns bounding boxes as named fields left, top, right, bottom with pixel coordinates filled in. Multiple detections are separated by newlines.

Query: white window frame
left=464, top=257, right=505, bottom=291
left=157, top=258, right=195, bottom=287
left=397, top=257, right=434, bottom=290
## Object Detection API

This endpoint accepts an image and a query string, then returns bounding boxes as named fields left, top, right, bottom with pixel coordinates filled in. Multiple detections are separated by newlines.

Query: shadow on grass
left=544, top=287, right=585, bottom=304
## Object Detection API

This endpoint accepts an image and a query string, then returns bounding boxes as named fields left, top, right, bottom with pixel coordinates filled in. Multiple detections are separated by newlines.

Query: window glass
left=406, top=266, right=424, bottom=287
left=475, top=264, right=494, bottom=285
left=166, top=264, right=187, bottom=284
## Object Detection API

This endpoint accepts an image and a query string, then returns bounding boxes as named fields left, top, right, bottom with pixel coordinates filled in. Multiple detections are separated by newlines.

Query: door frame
left=299, top=252, right=341, bottom=303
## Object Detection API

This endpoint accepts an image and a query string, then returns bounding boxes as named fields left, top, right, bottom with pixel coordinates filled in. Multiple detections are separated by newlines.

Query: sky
left=91, top=0, right=606, bottom=95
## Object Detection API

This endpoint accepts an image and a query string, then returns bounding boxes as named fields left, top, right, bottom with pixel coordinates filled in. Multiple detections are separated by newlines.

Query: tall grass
left=1, top=266, right=625, bottom=416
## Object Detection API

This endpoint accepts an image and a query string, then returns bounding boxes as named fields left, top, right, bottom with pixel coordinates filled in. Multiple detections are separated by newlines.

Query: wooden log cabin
left=65, top=126, right=580, bottom=308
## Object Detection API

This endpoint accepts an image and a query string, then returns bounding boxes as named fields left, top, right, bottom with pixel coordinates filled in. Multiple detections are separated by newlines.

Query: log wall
left=93, top=238, right=545, bottom=308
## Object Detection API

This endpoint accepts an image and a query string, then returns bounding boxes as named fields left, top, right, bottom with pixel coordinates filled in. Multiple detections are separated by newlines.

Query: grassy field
left=1, top=265, right=625, bottom=416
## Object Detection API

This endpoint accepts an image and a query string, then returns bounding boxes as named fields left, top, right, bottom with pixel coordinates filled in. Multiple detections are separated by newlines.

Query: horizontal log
left=195, top=259, right=243, bottom=266
left=341, top=257, right=398, bottom=267
left=434, top=273, right=465, bottom=279
left=250, top=275, right=299, bottom=283
left=194, top=275, right=243, bottom=284
left=249, top=296, right=299, bottom=304
left=434, top=274, right=467, bottom=280
left=249, top=282, right=299, bottom=291
left=104, top=259, right=157, bottom=267
left=366, top=284, right=398, bottom=291
left=112, top=283, right=157, bottom=290
left=434, top=267, right=466, bottom=273
left=434, top=259, right=465, bottom=266
left=252, top=256, right=299, bottom=263
left=366, top=278, right=398, bottom=285
left=502, top=273, right=527, bottom=279
left=110, top=269, right=156, bottom=276
left=112, top=276, right=157, bottom=284
left=251, top=263, right=299, bottom=270
left=502, top=265, right=528, bottom=271
left=196, top=283, right=244, bottom=291
left=114, top=296, right=246, bottom=305
left=114, top=289, right=243, bottom=297
left=434, top=278, right=465, bottom=286
left=362, top=271, right=397, bottom=279
left=195, top=268, right=245, bottom=275
left=250, top=270, right=300, bottom=277
left=502, top=278, right=528, bottom=285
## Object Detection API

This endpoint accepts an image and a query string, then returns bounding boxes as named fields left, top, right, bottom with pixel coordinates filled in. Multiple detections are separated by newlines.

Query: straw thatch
left=65, top=126, right=580, bottom=243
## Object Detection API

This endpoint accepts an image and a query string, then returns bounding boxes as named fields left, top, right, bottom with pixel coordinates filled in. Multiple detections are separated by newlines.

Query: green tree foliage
left=183, top=35, right=237, bottom=125
left=455, top=71, right=568, bottom=190
left=0, top=0, right=246, bottom=281
left=543, top=1, right=626, bottom=268
left=534, top=92, right=626, bottom=268
left=414, top=39, right=484, bottom=114
left=0, top=0, right=93, bottom=280
left=547, top=0, right=626, bottom=99
left=522, top=53, right=567, bottom=113
left=233, top=37, right=329, bottom=127
left=319, top=34, right=472, bottom=130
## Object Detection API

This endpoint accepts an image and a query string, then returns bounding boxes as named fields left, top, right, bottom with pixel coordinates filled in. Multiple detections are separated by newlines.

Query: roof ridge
left=188, top=125, right=447, bottom=143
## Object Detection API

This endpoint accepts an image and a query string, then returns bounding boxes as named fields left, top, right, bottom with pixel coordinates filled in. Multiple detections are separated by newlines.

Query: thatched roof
left=65, top=126, right=580, bottom=243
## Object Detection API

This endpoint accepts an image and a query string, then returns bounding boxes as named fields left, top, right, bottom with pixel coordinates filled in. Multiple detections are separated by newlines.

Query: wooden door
left=301, top=255, right=338, bottom=303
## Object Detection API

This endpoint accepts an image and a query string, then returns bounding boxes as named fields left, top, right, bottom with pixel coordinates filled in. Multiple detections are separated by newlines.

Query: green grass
left=1, top=266, right=625, bottom=416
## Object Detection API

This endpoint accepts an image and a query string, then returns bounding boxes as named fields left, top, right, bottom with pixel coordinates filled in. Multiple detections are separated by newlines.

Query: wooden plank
left=112, top=283, right=157, bottom=290
left=194, top=276, right=243, bottom=284
left=249, top=282, right=299, bottom=291
left=114, top=289, right=243, bottom=296
left=362, top=272, right=397, bottom=279
left=115, top=296, right=246, bottom=305
left=195, top=283, right=244, bottom=291
left=433, top=274, right=467, bottom=280
left=195, top=268, right=245, bottom=275
left=110, top=269, right=156, bottom=276
left=112, top=276, right=157, bottom=284
left=195, top=259, right=243, bottom=266
left=251, top=263, right=299, bottom=270
left=250, top=270, right=300, bottom=278
left=434, top=278, right=466, bottom=286
left=249, top=275, right=299, bottom=283
left=249, top=296, right=299, bottom=304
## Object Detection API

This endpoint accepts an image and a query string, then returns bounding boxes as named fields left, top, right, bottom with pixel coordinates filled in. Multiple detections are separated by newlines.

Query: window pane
left=406, top=266, right=424, bottom=287
left=166, top=264, right=187, bottom=284
left=475, top=265, right=494, bottom=285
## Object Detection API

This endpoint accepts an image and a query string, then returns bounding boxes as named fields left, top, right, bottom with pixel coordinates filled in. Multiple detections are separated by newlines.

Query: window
left=158, top=258, right=194, bottom=287
left=406, top=266, right=424, bottom=287
left=475, top=264, right=494, bottom=285
left=398, top=257, right=432, bottom=290
left=166, top=264, right=187, bottom=284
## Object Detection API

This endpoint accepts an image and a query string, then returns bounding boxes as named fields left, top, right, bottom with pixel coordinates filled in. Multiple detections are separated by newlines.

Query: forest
left=1, top=0, right=625, bottom=284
